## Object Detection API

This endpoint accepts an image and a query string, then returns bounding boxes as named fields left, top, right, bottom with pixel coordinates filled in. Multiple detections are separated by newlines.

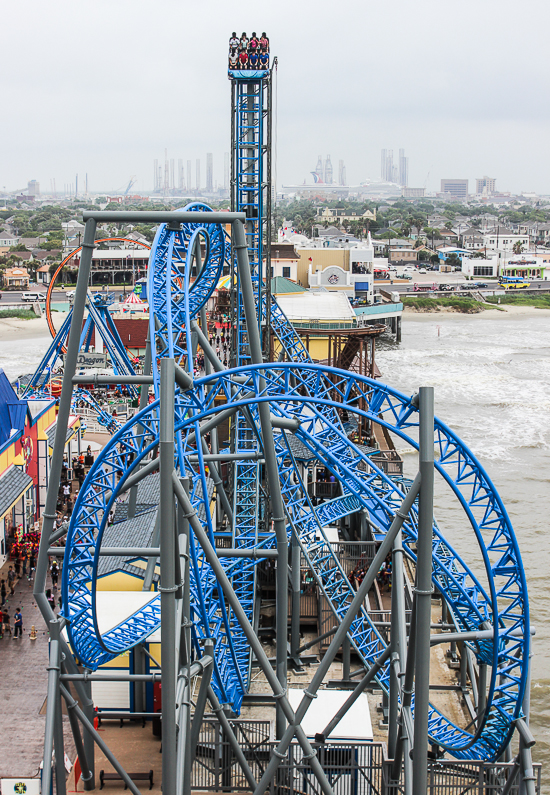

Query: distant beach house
left=2, top=267, right=30, bottom=289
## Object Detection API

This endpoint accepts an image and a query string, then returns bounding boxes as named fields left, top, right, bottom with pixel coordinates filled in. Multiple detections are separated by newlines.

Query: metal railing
left=192, top=719, right=271, bottom=791
left=308, top=482, right=342, bottom=499
left=369, top=449, right=403, bottom=477
left=190, top=722, right=542, bottom=794
left=383, top=759, right=542, bottom=794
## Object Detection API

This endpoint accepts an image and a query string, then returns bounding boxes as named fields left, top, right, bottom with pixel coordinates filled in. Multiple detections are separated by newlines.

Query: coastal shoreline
left=403, top=304, right=550, bottom=318
left=0, top=316, right=51, bottom=341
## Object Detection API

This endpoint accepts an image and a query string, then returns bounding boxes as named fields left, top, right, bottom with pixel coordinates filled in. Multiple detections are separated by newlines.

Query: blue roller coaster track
left=61, top=205, right=529, bottom=763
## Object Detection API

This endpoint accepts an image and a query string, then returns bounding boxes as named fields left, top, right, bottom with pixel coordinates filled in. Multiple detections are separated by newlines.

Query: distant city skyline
left=1, top=0, right=549, bottom=195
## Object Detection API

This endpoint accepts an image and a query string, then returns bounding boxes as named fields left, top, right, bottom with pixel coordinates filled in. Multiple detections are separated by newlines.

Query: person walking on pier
left=7, top=566, right=15, bottom=596
left=13, top=608, right=22, bottom=639
left=2, top=608, right=11, bottom=638
left=50, top=560, right=59, bottom=589
left=1, top=579, right=6, bottom=606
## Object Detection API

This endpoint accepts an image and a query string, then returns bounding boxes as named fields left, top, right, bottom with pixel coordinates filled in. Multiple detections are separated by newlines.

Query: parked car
left=417, top=267, right=427, bottom=274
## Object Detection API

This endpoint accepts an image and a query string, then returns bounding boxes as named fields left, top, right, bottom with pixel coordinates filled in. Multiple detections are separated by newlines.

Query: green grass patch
left=485, top=293, right=550, bottom=309
left=0, top=309, right=37, bottom=320
left=402, top=296, right=483, bottom=313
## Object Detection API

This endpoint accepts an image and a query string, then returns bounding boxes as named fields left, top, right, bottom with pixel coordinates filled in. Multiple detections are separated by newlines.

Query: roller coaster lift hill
left=32, top=33, right=536, bottom=795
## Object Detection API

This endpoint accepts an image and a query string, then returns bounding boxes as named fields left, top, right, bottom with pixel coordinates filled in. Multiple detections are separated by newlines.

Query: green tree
left=512, top=241, right=524, bottom=255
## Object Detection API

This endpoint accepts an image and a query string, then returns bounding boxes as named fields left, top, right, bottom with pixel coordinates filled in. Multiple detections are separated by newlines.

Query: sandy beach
left=0, top=316, right=51, bottom=341
left=403, top=303, right=550, bottom=319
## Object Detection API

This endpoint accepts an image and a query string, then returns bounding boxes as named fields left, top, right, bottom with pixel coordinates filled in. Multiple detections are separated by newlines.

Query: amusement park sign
left=75, top=352, right=108, bottom=368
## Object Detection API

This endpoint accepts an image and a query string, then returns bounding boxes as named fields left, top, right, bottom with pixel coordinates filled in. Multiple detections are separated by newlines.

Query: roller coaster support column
left=254, top=475, right=422, bottom=794
left=171, top=475, right=334, bottom=795
left=388, top=529, right=407, bottom=760
left=413, top=386, right=435, bottom=794
left=128, top=329, right=152, bottom=520
left=35, top=216, right=97, bottom=790
left=160, top=358, right=177, bottom=795
left=519, top=649, right=536, bottom=795
left=290, top=530, right=302, bottom=670
left=233, top=218, right=289, bottom=739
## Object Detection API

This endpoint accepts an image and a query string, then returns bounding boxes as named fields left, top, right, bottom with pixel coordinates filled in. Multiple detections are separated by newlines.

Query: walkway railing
left=191, top=726, right=542, bottom=794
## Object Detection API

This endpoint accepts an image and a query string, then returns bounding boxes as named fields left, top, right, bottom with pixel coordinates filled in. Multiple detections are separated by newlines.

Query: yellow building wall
left=0, top=445, right=16, bottom=476
left=149, top=643, right=162, bottom=667
left=98, top=652, right=131, bottom=669
left=97, top=571, right=148, bottom=592
left=274, top=335, right=331, bottom=362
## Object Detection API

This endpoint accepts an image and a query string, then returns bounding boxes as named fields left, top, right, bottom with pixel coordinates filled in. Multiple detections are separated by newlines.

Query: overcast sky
left=1, top=0, right=549, bottom=196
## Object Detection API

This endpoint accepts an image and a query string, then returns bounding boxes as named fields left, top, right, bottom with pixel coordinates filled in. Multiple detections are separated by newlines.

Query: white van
left=21, top=292, right=45, bottom=302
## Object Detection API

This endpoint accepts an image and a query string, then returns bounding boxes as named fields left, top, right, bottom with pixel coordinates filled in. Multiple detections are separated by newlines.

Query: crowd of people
left=228, top=32, right=270, bottom=70
left=58, top=446, right=94, bottom=520
left=348, top=553, right=392, bottom=593
left=0, top=548, right=60, bottom=640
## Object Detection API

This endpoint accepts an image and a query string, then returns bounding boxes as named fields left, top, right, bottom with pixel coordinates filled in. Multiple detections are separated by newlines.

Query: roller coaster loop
left=61, top=208, right=528, bottom=764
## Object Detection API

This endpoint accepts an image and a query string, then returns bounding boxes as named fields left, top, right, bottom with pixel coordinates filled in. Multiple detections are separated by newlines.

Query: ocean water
left=0, top=335, right=52, bottom=382
left=376, top=312, right=550, bottom=783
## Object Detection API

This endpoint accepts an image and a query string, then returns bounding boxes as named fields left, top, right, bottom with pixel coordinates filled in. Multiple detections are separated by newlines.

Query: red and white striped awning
left=124, top=292, right=144, bottom=304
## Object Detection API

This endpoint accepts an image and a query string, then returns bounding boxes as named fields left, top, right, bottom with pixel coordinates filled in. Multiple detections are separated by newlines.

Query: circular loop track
left=62, top=209, right=528, bottom=761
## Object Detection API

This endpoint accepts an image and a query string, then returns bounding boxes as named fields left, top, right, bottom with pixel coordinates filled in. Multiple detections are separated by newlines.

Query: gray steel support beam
left=297, top=626, right=337, bottom=654
left=233, top=218, right=289, bottom=740
left=206, top=685, right=258, bottom=791
left=190, top=318, right=262, bottom=446
left=412, top=386, right=435, bottom=795
left=253, top=473, right=422, bottom=794
left=388, top=530, right=406, bottom=759
left=123, top=456, right=160, bottom=492
left=160, top=358, right=177, bottom=795
left=82, top=674, right=95, bottom=789
left=187, top=452, right=262, bottom=462
left=217, top=548, right=278, bottom=558
left=61, top=672, right=161, bottom=683
left=128, top=331, right=153, bottom=519
left=142, top=513, right=160, bottom=592
left=290, top=530, right=301, bottom=664
left=170, top=474, right=334, bottom=795
left=189, top=639, right=214, bottom=761
left=201, top=435, right=233, bottom=523
left=42, top=620, right=61, bottom=795
left=478, top=663, right=487, bottom=728
left=72, top=375, right=154, bottom=385
left=83, top=210, right=246, bottom=224
left=59, top=685, right=141, bottom=795
left=33, top=216, right=98, bottom=786
left=317, top=645, right=392, bottom=743
left=392, top=597, right=417, bottom=786
left=519, top=647, right=536, bottom=795
left=48, top=547, right=161, bottom=557
left=177, top=476, right=191, bottom=795
left=63, top=680, right=93, bottom=789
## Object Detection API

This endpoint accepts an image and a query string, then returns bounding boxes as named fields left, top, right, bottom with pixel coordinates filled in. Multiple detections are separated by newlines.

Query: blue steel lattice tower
left=227, top=36, right=273, bottom=679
